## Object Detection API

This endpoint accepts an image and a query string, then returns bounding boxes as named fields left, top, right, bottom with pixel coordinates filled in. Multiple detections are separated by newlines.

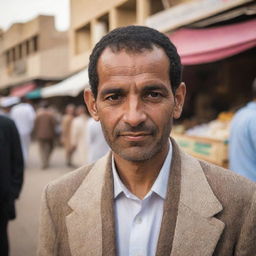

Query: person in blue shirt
left=229, top=78, right=256, bottom=181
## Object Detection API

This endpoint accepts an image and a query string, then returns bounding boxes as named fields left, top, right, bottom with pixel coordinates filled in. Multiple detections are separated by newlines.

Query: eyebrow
left=142, top=84, right=169, bottom=94
left=99, top=84, right=170, bottom=97
left=100, top=88, right=125, bottom=96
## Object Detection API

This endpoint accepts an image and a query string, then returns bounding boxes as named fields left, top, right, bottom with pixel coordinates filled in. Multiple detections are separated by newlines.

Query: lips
left=119, top=132, right=152, bottom=142
left=119, top=132, right=151, bottom=136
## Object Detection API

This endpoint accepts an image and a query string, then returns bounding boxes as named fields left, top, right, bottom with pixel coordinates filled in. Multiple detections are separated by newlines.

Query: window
left=11, top=48, right=16, bottom=62
left=18, top=44, right=22, bottom=59
left=116, top=0, right=137, bottom=27
left=5, top=50, right=10, bottom=65
left=75, top=23, right=91, bottom=55
left=31, top=35, right=38, bottom=53
left=93, top=13, right=109, bottom=43
left=4, top=34, right=39, bottom=66
left=97, top=13, right=109, bottom=35
left=149, top=0, right=165, bottom=15
left=25, top=40, right=30, bottom=55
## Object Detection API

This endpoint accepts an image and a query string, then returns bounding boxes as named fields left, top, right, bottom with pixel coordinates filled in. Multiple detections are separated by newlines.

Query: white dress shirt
left=112, top=143, right=172, bottom=256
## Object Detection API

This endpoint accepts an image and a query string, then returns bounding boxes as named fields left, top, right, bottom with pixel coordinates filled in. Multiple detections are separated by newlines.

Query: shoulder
left=0, top=114, right=11, bottom=123
left=233, top=103, right=256, bottom=119
left=43, top=153, right=111, bottom=202
left=200, top=160, right=256, bottom=203
left=44, top=164, right=94, bottom=201
left=0, top=115, right=16, bottom=129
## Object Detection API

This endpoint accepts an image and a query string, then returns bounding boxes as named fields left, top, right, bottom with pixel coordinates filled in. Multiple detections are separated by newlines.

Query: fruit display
left=171, top=111, right=234, bottom=167
left=175, top=111, right=234, bottom=141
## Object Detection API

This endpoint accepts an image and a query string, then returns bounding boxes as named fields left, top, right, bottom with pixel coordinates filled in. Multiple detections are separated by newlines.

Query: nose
left=123, top=96, right=147, bottom=127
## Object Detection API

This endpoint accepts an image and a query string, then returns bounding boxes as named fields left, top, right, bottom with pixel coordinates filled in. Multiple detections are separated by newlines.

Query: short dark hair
left=88, top=25, right=182, bottom=98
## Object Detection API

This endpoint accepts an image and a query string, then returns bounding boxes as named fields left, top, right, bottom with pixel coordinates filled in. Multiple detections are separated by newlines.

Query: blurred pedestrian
left=86, top=117, right=109, bottom=164
left=10, top=97, right=35, bottom=163
left=0, top=115, right=24, bottom=256
left=229, top=78, right=256, bottom=181
left=34, top=102, right=57, bottom=169
left=70, top=105, right=89, bottom=166
left=61, top=104, right=75, bottom=167
left=0, top=96, right=20, bottom=117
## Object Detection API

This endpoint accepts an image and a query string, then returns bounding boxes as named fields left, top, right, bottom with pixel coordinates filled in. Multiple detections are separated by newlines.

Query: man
left=10, top=97, right=35, bottom=163
left=0, top=115, right=24, bottom=256
left=38, top=26, right=256, bottom=256
left=61, top=104, right=75, bottom=167
left=34, top=102, right=57, bottom=169
left=229, top=78, right=256, bottom=181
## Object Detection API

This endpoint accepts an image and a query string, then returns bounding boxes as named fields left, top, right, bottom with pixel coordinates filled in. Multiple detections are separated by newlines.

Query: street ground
left=9, top=142, right=71, bottom=256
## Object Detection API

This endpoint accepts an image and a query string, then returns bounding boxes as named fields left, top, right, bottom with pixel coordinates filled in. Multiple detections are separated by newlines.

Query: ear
left=84, top=89, right=99, bottom=121
left=173, top=82, right=186, bottom=119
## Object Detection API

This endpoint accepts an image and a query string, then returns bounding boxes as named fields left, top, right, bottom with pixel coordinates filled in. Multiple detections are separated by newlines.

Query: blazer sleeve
left=235, top=190, right=256, bottom=256
left=10, top=119, right=24, bottom=199
left=37, top=184, right=57, bottom=256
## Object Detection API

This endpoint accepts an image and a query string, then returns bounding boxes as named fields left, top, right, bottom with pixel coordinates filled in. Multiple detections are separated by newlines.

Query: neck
left=113, top=143, right=169, bottom=199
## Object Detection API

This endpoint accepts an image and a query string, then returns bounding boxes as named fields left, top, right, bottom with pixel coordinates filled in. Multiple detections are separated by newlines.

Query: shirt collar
left=112, top=140, right=172, bottom=200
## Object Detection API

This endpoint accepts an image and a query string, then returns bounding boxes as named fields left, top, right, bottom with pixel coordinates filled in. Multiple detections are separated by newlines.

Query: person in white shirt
left=38, top=26, right=256, bottom=256
left=10, top=97, right=35, bottom=163
left=0, top=96, right=20, bottom=117
left=70, top=105, right=89, bottom=167
left=86, top=117, right=109, bottom=164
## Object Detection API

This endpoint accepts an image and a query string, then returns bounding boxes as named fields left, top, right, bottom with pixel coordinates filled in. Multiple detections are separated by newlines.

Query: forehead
left=97, top=46, right=170, bottom=81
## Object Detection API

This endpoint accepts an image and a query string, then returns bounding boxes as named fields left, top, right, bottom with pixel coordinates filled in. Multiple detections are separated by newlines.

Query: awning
left=169, top=19, right=256, bottom=65
left=190, top=3, right=256, bottom=28
left=41, top=69, right=89, bottom=98
left=10, top=82, right=36, bottom=97
left=26, top=89, right=42, bottom=99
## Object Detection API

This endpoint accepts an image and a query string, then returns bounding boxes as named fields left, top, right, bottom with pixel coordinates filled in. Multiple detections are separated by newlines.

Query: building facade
left=69, top=0, right=254, bottom=73
left=0, top=15, right=69, bottom=94
left=69, top=0, right=171, bottom=73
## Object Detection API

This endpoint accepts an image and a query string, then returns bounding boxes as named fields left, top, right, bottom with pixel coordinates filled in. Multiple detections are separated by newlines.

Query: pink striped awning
left=169, top=19, right=256, bottom=65
left=10, top=83, right=36, bottom=97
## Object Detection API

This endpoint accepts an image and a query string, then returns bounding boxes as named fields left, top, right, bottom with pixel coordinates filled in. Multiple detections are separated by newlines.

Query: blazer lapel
left=156, top=140, right=182, bottom=255
left=66, top=153, right=113, bottom=256
left=101, top=155, right=116, bottom=256
left=170, top=141, right=225, bottom=256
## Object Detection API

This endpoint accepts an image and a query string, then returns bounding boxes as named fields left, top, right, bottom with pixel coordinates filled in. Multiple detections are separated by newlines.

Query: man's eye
left=146, top=92, right=162, bottom=98
left=106, top=94, right=122, bottom=101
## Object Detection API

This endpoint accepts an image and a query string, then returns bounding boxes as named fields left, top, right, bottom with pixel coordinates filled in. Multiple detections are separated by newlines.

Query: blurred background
left=0, top=0, right=255, bottom=255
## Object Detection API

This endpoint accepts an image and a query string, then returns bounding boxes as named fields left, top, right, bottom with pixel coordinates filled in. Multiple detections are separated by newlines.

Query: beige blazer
left=37, top=140, right=256, bottom=256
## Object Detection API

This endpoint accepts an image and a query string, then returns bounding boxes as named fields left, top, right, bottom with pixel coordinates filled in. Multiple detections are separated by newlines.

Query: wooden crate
left=172, top=133, right=228, bottom=167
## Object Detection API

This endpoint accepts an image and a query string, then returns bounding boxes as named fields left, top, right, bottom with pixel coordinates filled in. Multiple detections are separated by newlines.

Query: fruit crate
left=172, top=133, right=228, bottom=167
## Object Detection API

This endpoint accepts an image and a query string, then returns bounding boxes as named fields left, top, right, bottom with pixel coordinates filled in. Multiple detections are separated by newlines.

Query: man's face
left=85, top=46, right=185, bottom=162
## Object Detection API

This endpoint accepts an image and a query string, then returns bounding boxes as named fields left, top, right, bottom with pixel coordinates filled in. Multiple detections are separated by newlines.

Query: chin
left=116, top=146, right=161, bottom=162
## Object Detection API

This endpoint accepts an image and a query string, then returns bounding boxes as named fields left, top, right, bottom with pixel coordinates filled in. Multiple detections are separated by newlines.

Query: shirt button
left=136, top=216, right=142, bottom=224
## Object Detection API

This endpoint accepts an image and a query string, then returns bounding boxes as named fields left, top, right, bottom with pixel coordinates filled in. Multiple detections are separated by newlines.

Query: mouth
left=119, top=132, right=152, bottom=141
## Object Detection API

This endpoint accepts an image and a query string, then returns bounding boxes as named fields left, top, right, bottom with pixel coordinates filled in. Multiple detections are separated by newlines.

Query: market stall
left=172, top=112, right=232, bottom=167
